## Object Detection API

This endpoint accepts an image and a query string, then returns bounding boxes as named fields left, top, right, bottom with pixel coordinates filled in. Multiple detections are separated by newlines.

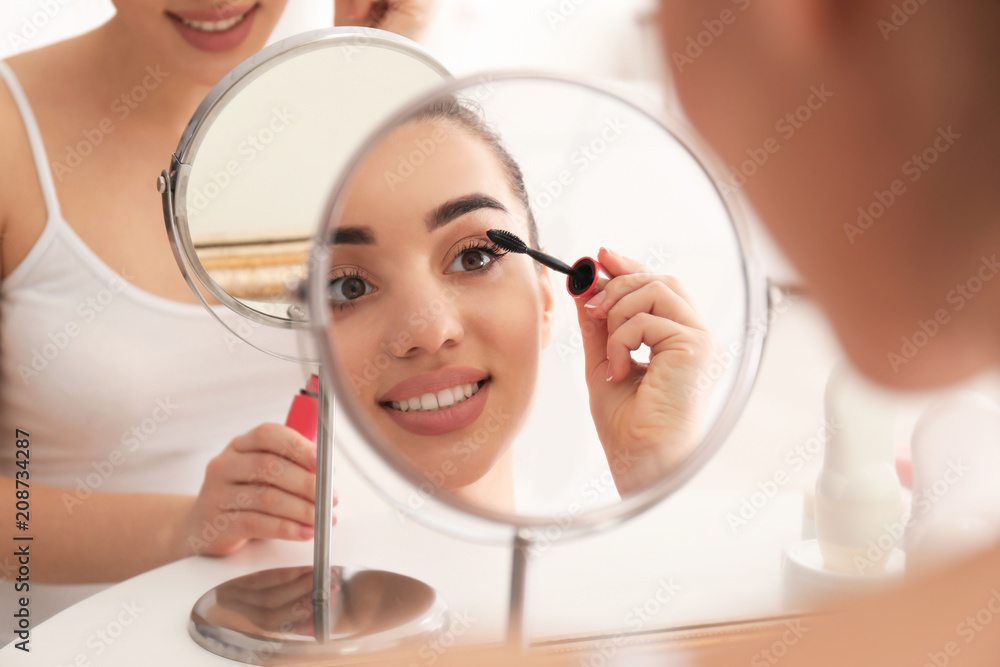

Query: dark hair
left=407, top=97, right=540, bottom=251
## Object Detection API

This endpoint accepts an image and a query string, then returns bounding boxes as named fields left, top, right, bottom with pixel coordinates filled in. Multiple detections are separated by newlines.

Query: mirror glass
left=311, top=74, right=768, bottom=534
left=167, top=28, right=450, bottom=359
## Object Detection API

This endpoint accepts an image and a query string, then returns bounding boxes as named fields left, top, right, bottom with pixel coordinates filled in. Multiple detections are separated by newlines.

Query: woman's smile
left=328, top=114, right=553, bottom=491
left=165, top=3, right=260, bottom=52
left=378, top=367, right=491, bottom=436
left=385, top=380, right=486, bottom=413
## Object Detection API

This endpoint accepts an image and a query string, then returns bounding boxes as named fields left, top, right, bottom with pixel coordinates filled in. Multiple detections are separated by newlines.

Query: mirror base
left=189, top=566, right=448, bottom=665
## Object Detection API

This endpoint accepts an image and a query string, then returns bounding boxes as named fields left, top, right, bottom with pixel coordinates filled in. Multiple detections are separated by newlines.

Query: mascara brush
left=487, top=229, right=576, bottom=276
left=487, top=228, right=610, bottom=299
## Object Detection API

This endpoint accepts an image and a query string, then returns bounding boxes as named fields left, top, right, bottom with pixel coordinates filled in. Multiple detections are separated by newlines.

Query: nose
left=386, top=281, right=465, bottom=358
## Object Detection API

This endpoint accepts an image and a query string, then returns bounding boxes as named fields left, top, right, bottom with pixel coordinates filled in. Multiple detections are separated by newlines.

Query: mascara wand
left=487, top=229, right=577, bottom=276
left=487, top=228, right=610, bottom=299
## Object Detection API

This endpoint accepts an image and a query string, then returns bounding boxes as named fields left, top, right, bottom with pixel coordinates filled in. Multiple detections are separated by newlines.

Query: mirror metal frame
left=158, top=27, right=457, bottom=660
left=309, top=70, right=770, bottom=540
left=162, top=27, right=452, bottom=347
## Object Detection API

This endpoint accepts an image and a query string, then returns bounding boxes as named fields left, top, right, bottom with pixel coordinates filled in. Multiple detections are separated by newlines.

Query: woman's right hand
left=334, top=0, right=442, bottom=43
left=176, top=424, right=333, bottom=558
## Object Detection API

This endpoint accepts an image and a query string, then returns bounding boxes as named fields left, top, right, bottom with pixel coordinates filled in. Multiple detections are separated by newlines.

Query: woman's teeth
left=389, top=382, right=482, bottom=413
left=179, top=14, right=247, bottom=32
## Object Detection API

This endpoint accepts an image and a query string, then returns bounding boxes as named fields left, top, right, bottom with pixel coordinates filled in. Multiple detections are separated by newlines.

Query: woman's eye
left=448, top=248, right=494, bottom=273
left=328, top=275, right=375, bottom=302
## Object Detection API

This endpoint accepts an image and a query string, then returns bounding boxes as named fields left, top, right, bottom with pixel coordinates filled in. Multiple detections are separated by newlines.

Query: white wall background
left=0, top=0, right=330, bottom=57
left=0, top=0, right=660, bottom=80
left=0, top=0, right=799, bottom=280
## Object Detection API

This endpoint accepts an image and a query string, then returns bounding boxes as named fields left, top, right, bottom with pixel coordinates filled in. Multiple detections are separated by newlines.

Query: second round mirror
left=312, top=73, right=767, bottom=534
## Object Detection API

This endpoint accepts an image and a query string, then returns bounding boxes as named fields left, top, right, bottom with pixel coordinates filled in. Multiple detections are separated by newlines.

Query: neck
left=70, top=18, right=216, bottom=134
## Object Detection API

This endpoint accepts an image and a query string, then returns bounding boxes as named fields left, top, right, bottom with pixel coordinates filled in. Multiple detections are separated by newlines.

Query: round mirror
left=159, top=27, right=457, bottom=662
left=162, top=27, right=450, bottom=360
left=310, top=73, right=768, bottom=542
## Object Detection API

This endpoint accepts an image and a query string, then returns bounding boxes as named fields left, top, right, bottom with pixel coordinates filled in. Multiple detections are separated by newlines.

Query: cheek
left=470, top=276, right=545, bottom=387
left=330, top=316, right=386, bottom=398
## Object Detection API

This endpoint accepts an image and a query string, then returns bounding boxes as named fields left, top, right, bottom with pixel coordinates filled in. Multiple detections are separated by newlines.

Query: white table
left=2, top=296, right=841, bottom=665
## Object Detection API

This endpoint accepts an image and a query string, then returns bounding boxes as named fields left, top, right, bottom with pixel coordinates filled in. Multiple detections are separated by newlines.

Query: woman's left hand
left=574, top=248, right=722, bottom=496
left=334, top=0, right=441, bottom=43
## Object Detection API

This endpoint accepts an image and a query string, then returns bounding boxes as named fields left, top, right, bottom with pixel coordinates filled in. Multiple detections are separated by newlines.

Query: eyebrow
left=426, top=193, right=508, bottom=231
left=330, top=193, right=508, bottom=246
left=331, top=226, right=376, bottom=245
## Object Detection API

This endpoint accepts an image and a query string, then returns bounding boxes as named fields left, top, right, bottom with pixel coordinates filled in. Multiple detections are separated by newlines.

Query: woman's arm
left=0, top=475, right=192, bottom=583
left=1, top=423, right=327, bottom=584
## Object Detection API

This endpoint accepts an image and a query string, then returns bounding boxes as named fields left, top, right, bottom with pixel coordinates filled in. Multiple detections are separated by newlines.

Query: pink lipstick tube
left=567, top=257, right=611, bottom=299
left=286, top=374, right=320, bottom=444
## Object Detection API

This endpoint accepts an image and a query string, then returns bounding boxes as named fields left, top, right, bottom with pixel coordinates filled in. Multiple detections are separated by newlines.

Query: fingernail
left=584, top=290, right=607, bottom=309
left=299, top=526, right=315, bottom=539
left=606, top=365, right=614, bottom=382
left=601, top=247, right=620, bottom=258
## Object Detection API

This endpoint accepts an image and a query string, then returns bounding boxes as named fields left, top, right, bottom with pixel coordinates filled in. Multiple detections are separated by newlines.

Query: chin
left=832, top=311, right=994, bottom=392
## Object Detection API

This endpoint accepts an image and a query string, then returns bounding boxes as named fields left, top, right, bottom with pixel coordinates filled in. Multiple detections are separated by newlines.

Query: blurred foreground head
left=657, top=0, right=1000, bottom=389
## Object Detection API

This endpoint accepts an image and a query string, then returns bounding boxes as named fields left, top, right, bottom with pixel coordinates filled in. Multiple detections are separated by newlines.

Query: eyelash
left=327, top=239, right=507, bottom=312
left=327, top=268, right=374, bottom=312
left=452, top=240, right=507, bottom=273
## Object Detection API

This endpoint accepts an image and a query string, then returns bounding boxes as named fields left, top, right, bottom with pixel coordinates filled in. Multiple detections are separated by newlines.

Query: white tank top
left=0, top=61, right=306, bottom=493
left=0, top=61, right=310, bottom=634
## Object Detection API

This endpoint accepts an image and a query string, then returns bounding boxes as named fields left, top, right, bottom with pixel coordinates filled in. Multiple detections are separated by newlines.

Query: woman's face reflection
left=328, top=118, right=555, bottom=493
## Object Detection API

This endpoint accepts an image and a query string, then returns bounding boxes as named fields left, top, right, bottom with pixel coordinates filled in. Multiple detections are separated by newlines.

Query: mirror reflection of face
left=327, top=116, right=555, bottom=497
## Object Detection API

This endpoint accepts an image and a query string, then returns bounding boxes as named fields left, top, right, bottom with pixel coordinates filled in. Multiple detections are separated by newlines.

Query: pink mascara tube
left=286, top=374, right=320, bottom=444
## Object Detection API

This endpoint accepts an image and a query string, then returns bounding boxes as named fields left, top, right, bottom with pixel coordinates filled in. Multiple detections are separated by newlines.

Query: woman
left=324, top=98, right=722, bottom=510
left=655, top=1, right=1000, bottom=665
left=0, top=0, right=438, bottom=613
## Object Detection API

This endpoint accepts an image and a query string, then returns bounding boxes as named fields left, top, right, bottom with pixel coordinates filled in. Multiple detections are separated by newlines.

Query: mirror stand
left=160, top=166, right=449, bottom=662
left=187, top=373, right=449, bottom=664
left=312, top=373, right=335, bottom=639
left=508, top=530, right=535, bottom=652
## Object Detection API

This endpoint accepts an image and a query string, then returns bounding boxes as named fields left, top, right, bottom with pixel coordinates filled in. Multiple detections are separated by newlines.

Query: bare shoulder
left=0, top=41, right=79, bottom=280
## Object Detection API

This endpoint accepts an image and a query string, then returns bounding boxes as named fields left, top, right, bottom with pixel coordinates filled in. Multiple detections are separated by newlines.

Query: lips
left=166, top=3, right=259, bottom=52
left=379, top=368, right=492, bottom=437
left=387, top=381, right=484, bottom=412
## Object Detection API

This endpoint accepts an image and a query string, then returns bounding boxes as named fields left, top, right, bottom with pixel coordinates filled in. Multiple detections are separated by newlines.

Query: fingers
left=579, top=249, right=711, bottom=383
left=333, top=0, right=362, bottom=23
left=605, top=313, right=695, bottom=382
left=233, top=565, right=314, bottom=592
left=232, top=423, right=317, bottom=472
left=596, top=246, right=647, bottom=276
left=247, top=486, right=317, bottom=528
left=217, top=571, right=316, bottom=632
left=219, top=567, right=315, bottom=610
left=219, top=449, right=317, bottom=503
left=575, top=249, right=699, bottom=385
left=196, top=424, right=343, bottom=548
left=573, top=298, right=612, bottom=385
left=602, top=277, right=707, bottom=334
left=334, top=0, right=440, bottom=41
left=585, top=272, right=705, bottom=332
left=595, top=247, right=699, bottom=308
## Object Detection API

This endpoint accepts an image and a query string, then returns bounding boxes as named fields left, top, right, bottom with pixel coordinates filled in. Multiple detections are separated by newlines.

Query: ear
left=538, top=267, right=556, bottom=350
